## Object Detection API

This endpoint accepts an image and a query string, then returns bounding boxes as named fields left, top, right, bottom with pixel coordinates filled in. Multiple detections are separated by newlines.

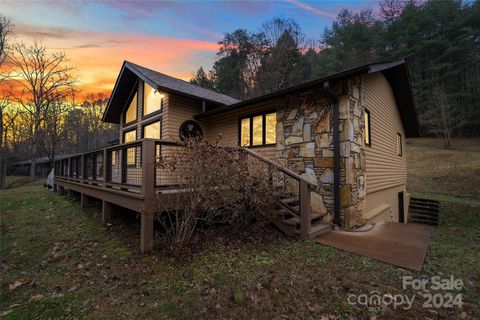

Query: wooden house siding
left=165, top=95, right=202, bottom=140
left=362, top=73, right=407, bottom=195
left=201, top=100, right=278, bottom=159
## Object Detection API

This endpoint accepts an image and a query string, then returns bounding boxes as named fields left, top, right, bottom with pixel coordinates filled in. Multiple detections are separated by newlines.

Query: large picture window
left=239, top=111, right=276, bottom=147
left=143, top=83, right=163, bottom=116
left=125, top=92, right=137, bottom=124
left=142, top=120, right=161, bottom=139
left=364, top=108, right=371, bottom=147
left=124, top=130, right=136, bottom=143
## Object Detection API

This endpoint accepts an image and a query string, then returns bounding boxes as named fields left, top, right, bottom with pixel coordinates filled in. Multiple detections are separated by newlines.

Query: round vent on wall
left=179, top=120, right=203, bottom=141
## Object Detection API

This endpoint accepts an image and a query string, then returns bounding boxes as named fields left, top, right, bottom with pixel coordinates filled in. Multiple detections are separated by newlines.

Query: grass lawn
left=1, top=138, right=479, bottom=319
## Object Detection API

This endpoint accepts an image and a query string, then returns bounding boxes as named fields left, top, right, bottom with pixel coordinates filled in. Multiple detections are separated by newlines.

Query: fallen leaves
left=9, top=278, right=31, bottom=291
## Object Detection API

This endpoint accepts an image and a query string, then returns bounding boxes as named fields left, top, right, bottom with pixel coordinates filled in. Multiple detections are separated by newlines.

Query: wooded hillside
left=191, top=0, right=480, bottom=137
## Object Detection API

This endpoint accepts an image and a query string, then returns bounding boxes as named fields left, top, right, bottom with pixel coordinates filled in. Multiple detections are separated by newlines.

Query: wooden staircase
left=408, top=197, right=440, bottom=226
left=242, top=148, right=331, bottom=239
left=274, top=196, right=331, bottom=238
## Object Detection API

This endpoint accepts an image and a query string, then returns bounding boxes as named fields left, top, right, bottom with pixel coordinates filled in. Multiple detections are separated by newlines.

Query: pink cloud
left=7, top=24, right=221, bottom=98
left=286, top=0, right=337, bottom=19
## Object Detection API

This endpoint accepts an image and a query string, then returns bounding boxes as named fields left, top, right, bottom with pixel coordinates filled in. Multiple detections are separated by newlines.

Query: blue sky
left=1, top=0, right=380, bottom=96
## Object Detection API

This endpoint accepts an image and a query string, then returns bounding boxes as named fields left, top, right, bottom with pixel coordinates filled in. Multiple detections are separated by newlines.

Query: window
left=143, top=120, right=161, bottom=139
left=125, top=92, right=137, bottom=124
left=111, top=150, right=116, bottom=166
left=179, top=120, right=203, bottom=141
left=364, top=108, right=371, bottom=146
left=252, top=115, right=263, bottom=146
left=240, top=118, right=250, bottom=147
left=265, top=113, right=276, bottom=144
left=239, top=111, right=276, bottom=147
left=144, top=83, right=164, bottom=116
left=126, top=147, right=137, bottom=166
left=397, top=133, right=402, bottom=156
left=124, top=130, right=136, bottom=143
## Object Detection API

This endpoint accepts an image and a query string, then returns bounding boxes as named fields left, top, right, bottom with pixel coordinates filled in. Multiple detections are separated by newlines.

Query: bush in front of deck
left=154, top=139, right=280, bottom=250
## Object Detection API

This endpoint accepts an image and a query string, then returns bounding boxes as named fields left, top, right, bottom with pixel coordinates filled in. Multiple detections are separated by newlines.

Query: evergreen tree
left=190, top=67, right=215, bottom=90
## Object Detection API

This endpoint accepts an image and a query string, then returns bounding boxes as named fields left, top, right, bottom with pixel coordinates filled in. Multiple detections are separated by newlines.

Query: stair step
left=283, top=213, right=323, bottom=226
left=295, top=223, right=331, bottom=238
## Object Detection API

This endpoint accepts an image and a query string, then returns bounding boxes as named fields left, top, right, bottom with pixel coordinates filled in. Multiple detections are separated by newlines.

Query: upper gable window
left=144, top=83, right=163, bottom=116
left=125, top=92, right=137, bottom=124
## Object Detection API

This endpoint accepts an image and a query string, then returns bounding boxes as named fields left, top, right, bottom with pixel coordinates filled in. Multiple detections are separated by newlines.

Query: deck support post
left=67, top=189, right=73, bottom=200
left=80, top=193, right=88, bottom=208
left=102, top=200, right=112, bottom=223
left=299, top=181, right=311, bottom=237
left=140, top=139, right=156, bottom=253
left=140, top=213, right=154, bottom=253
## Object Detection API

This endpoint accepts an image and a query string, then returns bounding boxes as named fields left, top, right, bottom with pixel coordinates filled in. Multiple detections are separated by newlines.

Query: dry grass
left=0, top=138, right=479, bottom=319
left=407, top=138, right=480, bottom=202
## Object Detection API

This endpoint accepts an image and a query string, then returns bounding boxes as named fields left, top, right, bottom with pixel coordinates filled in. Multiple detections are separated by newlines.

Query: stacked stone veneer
left=275, top=78, right=366, bottom=229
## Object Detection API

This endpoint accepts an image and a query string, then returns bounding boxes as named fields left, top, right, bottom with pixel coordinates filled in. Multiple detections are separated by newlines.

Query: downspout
left=323, top=82, right=341, bottom=227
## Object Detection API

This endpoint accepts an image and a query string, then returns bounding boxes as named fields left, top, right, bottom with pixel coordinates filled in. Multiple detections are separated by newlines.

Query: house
left=53, top=58, right=421, bottom=253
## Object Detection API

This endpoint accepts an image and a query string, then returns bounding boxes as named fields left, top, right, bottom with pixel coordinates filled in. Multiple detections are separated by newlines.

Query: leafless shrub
left=154, top=138, right=280, bottom=249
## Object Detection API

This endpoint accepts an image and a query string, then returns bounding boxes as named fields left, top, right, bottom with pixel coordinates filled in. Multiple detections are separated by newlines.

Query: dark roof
left=195, top=59, right=421, bottom=138
left=102, top=61, right=240, bottom=123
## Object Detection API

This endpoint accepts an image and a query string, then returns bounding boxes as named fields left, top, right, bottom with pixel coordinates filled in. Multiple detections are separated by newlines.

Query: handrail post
left=299, top=181, right=311, bottom=237
left=140, top=139, right=156, bottom=253
left=80, top=154, right=85, bottom=183
left=67, top=157, right=71, bottom=180
left=103, top=148, right=108, bottom=188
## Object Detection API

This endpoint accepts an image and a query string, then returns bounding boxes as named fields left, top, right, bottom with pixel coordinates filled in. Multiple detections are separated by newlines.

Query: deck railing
left=54, top=139, right=184, bottom=196
left=54, top=139, right=316, bottom=238
left=241, top=148, right=317, bottom=237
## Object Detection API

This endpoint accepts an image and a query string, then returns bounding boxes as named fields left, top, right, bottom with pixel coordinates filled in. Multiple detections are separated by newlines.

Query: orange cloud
left=5, top=24, right=220, bottom=100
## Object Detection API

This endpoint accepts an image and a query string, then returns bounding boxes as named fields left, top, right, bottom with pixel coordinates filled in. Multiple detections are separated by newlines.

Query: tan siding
left=201, top=100, right=278, bottom=160
left=362, top=73, right=406, bottom=194
left=165, top=95, right=202, bottom=140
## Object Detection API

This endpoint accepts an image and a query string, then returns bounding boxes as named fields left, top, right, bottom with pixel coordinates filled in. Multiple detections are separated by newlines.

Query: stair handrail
left=241, top=148, right=317, bottom=187
left=241, top=147, right=314, bottom=237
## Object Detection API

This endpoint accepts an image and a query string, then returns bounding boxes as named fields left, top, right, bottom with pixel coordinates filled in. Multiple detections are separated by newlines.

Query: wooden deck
left=54, top=139, right=324, bottom=253
left=314, top=222, right=434, bottom=271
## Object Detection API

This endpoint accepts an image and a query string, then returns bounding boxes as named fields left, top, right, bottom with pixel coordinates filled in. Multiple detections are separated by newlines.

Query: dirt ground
left=1, top=138, right=479, bottom=319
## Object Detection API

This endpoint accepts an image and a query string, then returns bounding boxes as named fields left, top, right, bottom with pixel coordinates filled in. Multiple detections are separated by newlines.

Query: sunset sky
left=1, top=0, right=378, bottom=98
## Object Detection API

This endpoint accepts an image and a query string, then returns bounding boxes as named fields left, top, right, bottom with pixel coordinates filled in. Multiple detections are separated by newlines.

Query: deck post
left=299, top=181, right=311, bottom=237
left=80, top=193, right=88, bottom=208
left=102, top=200, right=112, bottom=223
left=67, top=157, right=71, bottom=180
left=67, top=188, right=73, bottom=200
left=140, top=139, right=156, bottom=253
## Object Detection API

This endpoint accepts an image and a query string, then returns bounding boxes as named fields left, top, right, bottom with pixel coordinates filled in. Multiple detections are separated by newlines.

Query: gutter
left=323, top=81, right=341, bottom=227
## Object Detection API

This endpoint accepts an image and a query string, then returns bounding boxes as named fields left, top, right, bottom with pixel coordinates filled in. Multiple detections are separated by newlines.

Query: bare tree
left=0, top=98, right=20, bottom=188
left=0, top=14, right=12, bottom=69
left=0, top=15, right=12, bottom=188
left=82, top=93, right=117, bottom=150
left=45, top=96, right=75, bottom=169
left=8, top=42, right=76, bottom=178
left=423, top=85, right=459, bottom=149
